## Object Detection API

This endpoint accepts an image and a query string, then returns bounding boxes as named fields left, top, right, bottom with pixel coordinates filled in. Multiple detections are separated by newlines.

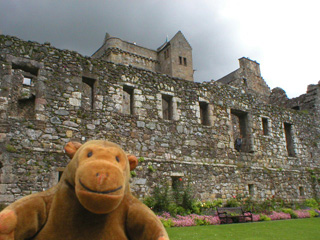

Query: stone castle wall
left=0, top=35, right=319, bottom=204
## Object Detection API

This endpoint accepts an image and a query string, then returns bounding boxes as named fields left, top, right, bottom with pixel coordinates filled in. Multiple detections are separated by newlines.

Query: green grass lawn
left=167, top=218, right=320, bottom=240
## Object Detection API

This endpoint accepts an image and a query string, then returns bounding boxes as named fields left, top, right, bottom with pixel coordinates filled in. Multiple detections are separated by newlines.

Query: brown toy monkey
left=0, top=140, right=169, bottom=240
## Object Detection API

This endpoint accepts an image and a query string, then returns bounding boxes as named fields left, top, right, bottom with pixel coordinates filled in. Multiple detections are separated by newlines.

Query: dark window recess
left=82, top=76, right=96, bottom=110
left=248, top=184, right=254, bottom=196
left=18, top=95, right=35, bottom=119
left=162, top=95, right=173, bottom=120
left=183, top=57, right=187, bottom=66
left=199, top=102, right=209, bottom=125
left=171, top=176, right=183, bottom=190
left=284, top=122, right=295, bottom=157
left=231, top=109, right=252, bottom=153
left=299, top=186, right=305, bottom=196
left=262, top=118, right=269, bottom=135
left=179, top=56, right=183, bottom=65
left=292, top=106, right=300, bottom=110
left=123, top=86, right=134, bottom=115
left=12, top=63, right=39, bottom=76
left=12, top=63, right=39, bottom=86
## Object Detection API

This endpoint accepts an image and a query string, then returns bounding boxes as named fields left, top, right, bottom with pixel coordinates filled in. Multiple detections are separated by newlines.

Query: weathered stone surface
left=0, top=34, right=319, bottom=205
left=54, top=109, right=69, bottom=116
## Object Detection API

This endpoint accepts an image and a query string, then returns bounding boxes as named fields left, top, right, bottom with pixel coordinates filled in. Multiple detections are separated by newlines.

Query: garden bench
left=217, top=207, right=253, bottom=224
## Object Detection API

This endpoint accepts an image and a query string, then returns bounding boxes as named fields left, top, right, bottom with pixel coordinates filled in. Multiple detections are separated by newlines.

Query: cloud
left=0, top=0, right=318, bottom=98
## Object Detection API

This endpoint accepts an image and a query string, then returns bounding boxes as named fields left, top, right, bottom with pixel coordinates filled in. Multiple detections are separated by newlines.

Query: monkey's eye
left=116, top=156, right=120, bottom=162
left=87, top=151, right=93, bottom=158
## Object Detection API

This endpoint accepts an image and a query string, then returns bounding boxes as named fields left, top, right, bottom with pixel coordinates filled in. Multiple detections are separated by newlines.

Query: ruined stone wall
left=217, top=58, right=271, bottom=102
left=0, top=35, right=319, bottom=204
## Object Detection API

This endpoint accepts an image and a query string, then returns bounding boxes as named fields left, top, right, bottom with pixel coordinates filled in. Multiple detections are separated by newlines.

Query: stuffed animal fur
left=0, top=140, right=169, bottom=240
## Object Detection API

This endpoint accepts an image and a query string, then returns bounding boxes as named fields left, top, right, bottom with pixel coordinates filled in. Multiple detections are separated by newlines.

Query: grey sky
left=1, top=0, right=319, bottom=98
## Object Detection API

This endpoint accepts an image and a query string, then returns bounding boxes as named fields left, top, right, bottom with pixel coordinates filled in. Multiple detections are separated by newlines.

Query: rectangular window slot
left=123, top=86, right=134, bottom=115
left=171, top=176, right=183, bottom=190
left=299, top=187, right=305, bottom=196
left=162, top=94, right=173, bottom=120
left=284, top=122, right=295, bottom=157
left=231, top=109, right=252, bottom=153
left=179, top=56, right=182, bottom=65
left=199, top=102, right=209, bottom=125
left=18, top=95, right=35, bottom=119
left=262, top=117, right=269, bottom=135
left=248, top=184, right=254, bottom=196
left=183, top=57, right=187, bottom=66
left=12, top=63, right=39, bottom=76
left=82, top=76, right=96, bottom=110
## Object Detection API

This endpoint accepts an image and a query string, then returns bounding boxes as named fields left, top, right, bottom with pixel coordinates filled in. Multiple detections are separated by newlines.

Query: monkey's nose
left=96, top=172, right=108, bottom=185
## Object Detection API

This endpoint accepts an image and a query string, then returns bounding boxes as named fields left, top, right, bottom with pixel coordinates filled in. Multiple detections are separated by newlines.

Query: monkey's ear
left=127, top=155, right=138, bottom=171
left=65, top=142, right=82, bottom=159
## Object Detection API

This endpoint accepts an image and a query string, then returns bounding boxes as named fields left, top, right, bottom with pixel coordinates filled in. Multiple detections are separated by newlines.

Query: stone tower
left=92, top=31, right=194, bottom=81
left=216, top=57, right=271, bottom=102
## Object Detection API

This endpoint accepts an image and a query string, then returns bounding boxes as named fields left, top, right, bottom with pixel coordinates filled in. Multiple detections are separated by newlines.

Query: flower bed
left=158, top=212, right=220, bottom=227
left=158, top=209, right=318, bottom=227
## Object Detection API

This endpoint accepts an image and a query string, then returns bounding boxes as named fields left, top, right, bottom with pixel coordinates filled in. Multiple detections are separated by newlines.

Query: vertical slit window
left=82, top=76, right=96, bottom=110
left=262, top=117, right=269, bottom=135
left=199, top=102, right=209, bottom=126
left=123, top=86, right=134, bottom=115
left=162, top=94, right=173, bottom=120
left=231, top=109, right=251, bottom=153
left=171, top=176, right=183, bottom=190
left=179, top=56, right=182, bottom=65
left=18, top=95, right=36, bottom=119
left=299, top=186, right=305, bottom=196
left=248, top=184, right=254, bottom=196
left=183, top=57, right=187, bottom=66
left=284, top=122, right=295, bottom=157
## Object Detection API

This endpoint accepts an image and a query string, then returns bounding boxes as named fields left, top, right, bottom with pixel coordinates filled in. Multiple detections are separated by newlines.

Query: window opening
left=299, top=186, right=305, bottom=196
left=262, top=117, right=269, bottom=135
left=199, top=102, right=209, bottom=125
left=171, top=176, right=183, bottom=190
left=183, top=57, right=187, bottom=66
left=248, top=184, right=254, bottom=196
left=162, top=94, right=173, bottom=120
left=18, top=95, right=35, bottom=119
left=82, top=76, right=96, bottom=110
left=284, top=122, right=295, bottom=157
left=292, top=106, right=300, bottom=110
left=12, top=63, right=39, bottom=86
left=179, top=56, right=182, bottom=65
left=12, top=63, right=39, bottom=76
left=231, top=109, right=251, bottom=152
left=123, top=86, right=134, bottom=115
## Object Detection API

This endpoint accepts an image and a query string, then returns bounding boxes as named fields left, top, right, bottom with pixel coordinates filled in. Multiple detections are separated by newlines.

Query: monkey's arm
left=126, top=197, right=169, bottom=240
left=0, top=189, right=55, bottom=240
